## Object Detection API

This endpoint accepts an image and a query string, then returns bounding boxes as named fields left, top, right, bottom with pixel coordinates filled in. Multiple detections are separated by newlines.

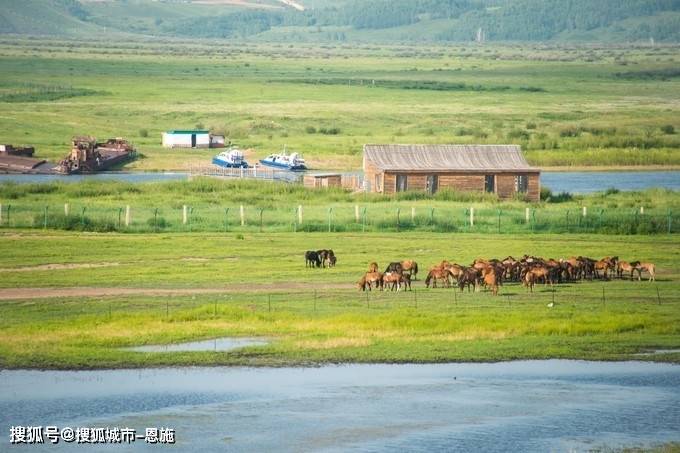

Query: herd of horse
left=355, top=256, right=657, bottom=295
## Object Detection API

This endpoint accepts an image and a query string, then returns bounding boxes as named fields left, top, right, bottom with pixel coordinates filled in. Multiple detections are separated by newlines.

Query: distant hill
left=2, top=0, right=680, bottom=43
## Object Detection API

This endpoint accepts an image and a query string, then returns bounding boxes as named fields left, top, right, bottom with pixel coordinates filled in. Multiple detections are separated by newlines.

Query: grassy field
left=0, top=231, right=678, bottom=369
left=0, top=37, right=679, bottom=171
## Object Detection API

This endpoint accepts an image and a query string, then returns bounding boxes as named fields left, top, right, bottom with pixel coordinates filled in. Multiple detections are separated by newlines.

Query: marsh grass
left=0, top=283, right=678, bottom=369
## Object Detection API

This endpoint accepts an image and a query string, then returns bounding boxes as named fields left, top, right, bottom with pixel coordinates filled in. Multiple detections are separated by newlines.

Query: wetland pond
left=1, top=360, right=679, bottom=452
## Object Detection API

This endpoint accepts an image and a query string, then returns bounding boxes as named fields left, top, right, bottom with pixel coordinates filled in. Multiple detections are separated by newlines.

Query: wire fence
left=0, top=202, right=676, bottom=234
left=3, top=283, right=676, bottom=326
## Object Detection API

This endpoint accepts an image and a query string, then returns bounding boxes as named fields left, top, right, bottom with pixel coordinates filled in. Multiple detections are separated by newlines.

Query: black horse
left=305, top=251, right=321, bottom=268
left=384, top=262, right=403, bottom=274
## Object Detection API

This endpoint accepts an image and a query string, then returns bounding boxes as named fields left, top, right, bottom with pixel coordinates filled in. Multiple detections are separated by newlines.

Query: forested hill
left=2, top=0, right=680, bottom=43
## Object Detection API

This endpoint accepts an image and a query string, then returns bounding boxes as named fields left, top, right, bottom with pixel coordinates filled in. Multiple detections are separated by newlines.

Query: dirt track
left=0, top=283, right=356, bottom=300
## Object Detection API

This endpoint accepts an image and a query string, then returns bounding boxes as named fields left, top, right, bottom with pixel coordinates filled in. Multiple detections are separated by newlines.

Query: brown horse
left=359, top=271, right=383, bottom=291
left=480, top=265, right=500, bottom=296
left=458, top=267, right=479, bottom=292
left=401, top=260, right=419, bottom=280
left=443, top=263, right=466, bottom=285
left=523, top=266, right=552, bottom=292
left=636, top=262, right=656, bottom=282
left=368, top=262, right=379, bottom=273
left=594, top=258, right=615, bottom=280
left=617, top=260, right=640, bottom=280
left=425, top=268, right=451, bottom=288
left=383, top=272, right=405, bottom=291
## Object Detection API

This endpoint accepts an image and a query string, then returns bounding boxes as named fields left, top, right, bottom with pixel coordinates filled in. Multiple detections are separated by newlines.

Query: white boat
left=212, top=148, right=249, bottom=168
left=259, top=149, right=307, bottom=171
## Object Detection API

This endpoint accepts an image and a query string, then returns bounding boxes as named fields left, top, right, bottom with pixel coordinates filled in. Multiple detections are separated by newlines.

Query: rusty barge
left=56, top=137, right=136, bottom=174
left=0, top=137, right=136, bottom=175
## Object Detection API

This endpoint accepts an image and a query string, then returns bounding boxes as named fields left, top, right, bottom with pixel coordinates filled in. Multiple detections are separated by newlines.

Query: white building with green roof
left=162, top=130, right=211, bottom=149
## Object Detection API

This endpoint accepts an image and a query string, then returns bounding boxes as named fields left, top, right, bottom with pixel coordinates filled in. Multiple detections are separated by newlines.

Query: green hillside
left=1, top=0, right=680, bottom=42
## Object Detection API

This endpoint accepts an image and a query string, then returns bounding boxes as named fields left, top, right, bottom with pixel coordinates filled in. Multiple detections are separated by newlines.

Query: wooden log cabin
left=363, top=144, right=540, bottom=201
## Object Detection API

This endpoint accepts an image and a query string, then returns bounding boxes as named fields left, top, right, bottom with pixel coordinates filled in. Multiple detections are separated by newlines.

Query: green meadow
left=0, top=231, right=678, bottom=369
left=0, top=37, right=679, bottom=171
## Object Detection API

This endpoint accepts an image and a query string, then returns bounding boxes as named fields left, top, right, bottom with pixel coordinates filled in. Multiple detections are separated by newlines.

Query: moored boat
left=212, top=147, right=249, bottom=168
left=259, top=149, right=307, bottom=171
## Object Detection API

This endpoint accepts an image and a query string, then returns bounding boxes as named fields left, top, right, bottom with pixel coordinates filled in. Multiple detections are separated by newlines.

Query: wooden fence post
left=582, top=206, right=587, bottom=218
left=298, top=205, right=303, bottom=225
left=525, top=207, right=530, bottom=223
left=355, top=205, right=359, bottom=223
left=183, top=205, right=188, bottom=225
left=411, top=207, right=416, bottom=222
left=470, top=207, right=474, bottom=227
left=125, top=205, right=131, bottom=227
left=240, top=205, right=245, bottom=226
left=64, top=203, right=70, bottom=217
left=640, top=206, right=644, bottom=215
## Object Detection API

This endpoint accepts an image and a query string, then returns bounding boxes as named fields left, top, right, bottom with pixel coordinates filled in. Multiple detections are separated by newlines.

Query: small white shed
left=162, top=130, right=211, bottom=149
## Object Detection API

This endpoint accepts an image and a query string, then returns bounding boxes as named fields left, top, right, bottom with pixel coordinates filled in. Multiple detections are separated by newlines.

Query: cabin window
left=484, top=175, right=495, bottom=193
left=396, top=174, right=408, bottom=192
left=426, top=175, right=438, bottom=194
left=515, top=175, right=528, bottom=193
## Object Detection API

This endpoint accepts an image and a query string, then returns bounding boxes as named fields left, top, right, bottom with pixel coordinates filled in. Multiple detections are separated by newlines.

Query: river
left=1, top=361, right=679, bottom=452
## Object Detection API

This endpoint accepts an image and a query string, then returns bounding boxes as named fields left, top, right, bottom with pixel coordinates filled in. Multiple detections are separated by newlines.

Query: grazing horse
left=458, top=267, right=479, bottom=292
left=328, top=255, right=337, bottom=267
left=425, top=267, right=451, bottom=288
left=359, top=271, right=383, bottom=291
left=443, top=263, right=466, bottom=285
left=368, top=262, right=379, bottom=273
left=383, top=272, right=407, bottom=291
left=305, top=251, right=321, bottom=268
left=384, top=262, right=403, bottom=274
left=523, top=266, right=552, bottom=292
left=401, top=260, right=419, bottom=280
left=594, top=258, right=615, bottom=280
left=617, top=260, right=640, bottom=280
left=636, top=262, right=656, bottom=282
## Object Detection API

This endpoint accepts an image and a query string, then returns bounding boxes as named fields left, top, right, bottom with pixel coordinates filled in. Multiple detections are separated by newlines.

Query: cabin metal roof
left=364, top=144, right=538, bottom=172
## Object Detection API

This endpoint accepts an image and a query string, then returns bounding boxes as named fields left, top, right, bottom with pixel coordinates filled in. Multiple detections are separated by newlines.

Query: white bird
left=547, top=302, right=555, bottom=308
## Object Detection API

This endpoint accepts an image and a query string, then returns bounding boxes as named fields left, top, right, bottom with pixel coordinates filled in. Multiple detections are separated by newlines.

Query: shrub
left=604, top=187, right=620, bottom=195
left=319, top=127, right=340, bottom=135
left=146, top=216, right=169, bottom=230
left=560, top=126, right=582, bottom=137
left=661, top=124, right=675, bottom=134
left=540, top=187, right=573, bottom=203
left=525, top=122, right=537, bottom=130
left=139, top=129, right=148, bottom=138
left=507, top=129, right=530, bottom=140
left=305, top=126, right=317, bottom=134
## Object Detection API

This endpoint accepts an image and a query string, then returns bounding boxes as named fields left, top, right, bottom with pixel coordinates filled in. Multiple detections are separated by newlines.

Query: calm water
left=126, top=337, right=268, bottom=353
left=1, top=361, right=679, bottom=452
left=0, top=171, right=678, bottom=193
left=541, top=171, right=680, bottom=194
